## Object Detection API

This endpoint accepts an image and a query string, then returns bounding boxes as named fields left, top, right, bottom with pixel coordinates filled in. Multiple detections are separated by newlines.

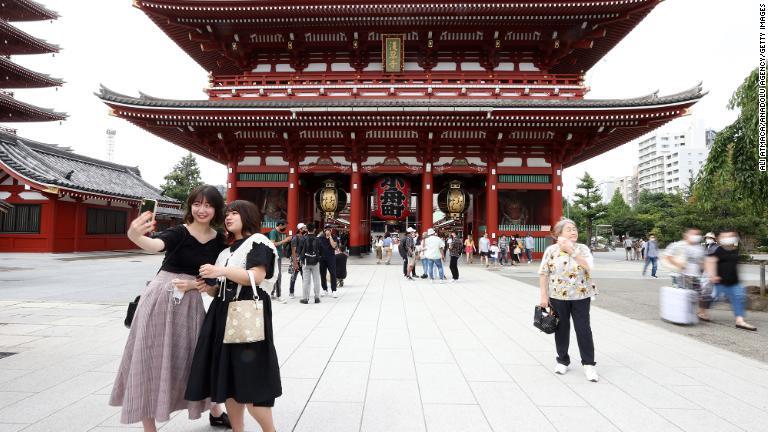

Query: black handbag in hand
left=533, top=305, right=560, bottom=334
left=124, top=227, right=189, bottom=328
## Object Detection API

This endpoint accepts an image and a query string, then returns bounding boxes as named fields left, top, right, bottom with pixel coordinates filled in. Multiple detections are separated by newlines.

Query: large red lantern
left=373, top=176, right=410, bottom=220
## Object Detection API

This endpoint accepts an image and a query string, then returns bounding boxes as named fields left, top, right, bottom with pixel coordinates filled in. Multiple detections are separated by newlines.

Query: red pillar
left=485, top=160, right=499, bottom=240
left=287, top=160, right=299, bottom=235
left=551, top=160, right=563, bottom=226
left=421, top=163, right=433, bottom=232
left=349, top=164, right=363, bottom=255
left=226, top=159, right=238, bottom=203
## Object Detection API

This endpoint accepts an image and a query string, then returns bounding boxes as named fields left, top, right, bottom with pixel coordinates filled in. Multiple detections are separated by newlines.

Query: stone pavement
left=0, top=256, right=767, bottom=431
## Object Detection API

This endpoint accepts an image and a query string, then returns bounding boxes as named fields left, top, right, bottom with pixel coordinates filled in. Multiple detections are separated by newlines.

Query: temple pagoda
left=100, top=0, right=704, bottom=256
left=0, top=1, right=180, bottom=252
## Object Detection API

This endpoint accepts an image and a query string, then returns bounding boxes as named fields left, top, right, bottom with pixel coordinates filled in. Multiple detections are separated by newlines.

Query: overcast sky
left=8, top=0, right=757, bottom=197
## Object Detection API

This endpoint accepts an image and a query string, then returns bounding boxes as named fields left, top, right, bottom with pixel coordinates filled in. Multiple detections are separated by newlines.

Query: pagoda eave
left=0, top=91, right=66, bottom=122
left=0, top=0, right=59, bottom=22
left=0, top=56, right=63, bottom=88
left=0, top=19, right=60, bottom=56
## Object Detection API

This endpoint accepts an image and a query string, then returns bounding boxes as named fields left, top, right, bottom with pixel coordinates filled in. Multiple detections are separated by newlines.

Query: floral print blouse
left=538, top=243, right=597, bottom=300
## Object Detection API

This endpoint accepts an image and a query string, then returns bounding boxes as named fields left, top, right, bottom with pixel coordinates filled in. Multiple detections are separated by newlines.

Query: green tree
left=602, top=189, right=631, bottom=221
left=160, top=153, right=203, bottom=202
left=573, top=173, right=607, bottom=245
left=697, top=68, right=768, bottom=212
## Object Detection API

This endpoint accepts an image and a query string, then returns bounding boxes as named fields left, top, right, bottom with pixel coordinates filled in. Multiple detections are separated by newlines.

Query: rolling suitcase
left=659, top=275, right=699, bottom=325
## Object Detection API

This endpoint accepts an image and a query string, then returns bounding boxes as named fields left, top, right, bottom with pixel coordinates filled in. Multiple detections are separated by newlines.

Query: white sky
left=7, top=0, right=757, bottom=197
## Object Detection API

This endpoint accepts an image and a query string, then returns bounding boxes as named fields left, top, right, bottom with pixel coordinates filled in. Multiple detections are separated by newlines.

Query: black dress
left=185, top=239, right=282, bottom=406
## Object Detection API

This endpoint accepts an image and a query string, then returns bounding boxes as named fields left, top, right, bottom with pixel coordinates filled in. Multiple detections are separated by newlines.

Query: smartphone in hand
left=140, top=198, right=158, bottom=222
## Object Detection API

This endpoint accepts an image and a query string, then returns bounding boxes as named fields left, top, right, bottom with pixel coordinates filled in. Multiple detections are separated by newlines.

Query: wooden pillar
left=226, top=159, right=238, bottom=202
left=73, top=198, right=82, bottom=252
left=551, top=160, right=563, bottom=226
left=421, top=163, right=433, bottom=232
left=485, top=160, right=498, bottom=239
left=287, top=160, right=300, bottom=235
left=349, top=164, right=363, bottom=255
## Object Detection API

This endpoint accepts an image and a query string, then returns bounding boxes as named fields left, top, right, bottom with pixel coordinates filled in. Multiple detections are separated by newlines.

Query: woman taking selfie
left=538, top=219, right=599, bottom=382
left=110, top=185, right=230, bottom=431
left=187, top=200, right=282, bottom=432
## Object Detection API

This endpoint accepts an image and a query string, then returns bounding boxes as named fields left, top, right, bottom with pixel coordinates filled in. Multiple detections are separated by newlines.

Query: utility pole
left=106, top=129, right=117, bottom=162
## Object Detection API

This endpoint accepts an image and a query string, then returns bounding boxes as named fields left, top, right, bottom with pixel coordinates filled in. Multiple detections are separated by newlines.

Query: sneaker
left=407, top=276, right=414, bottom=280
left=584, top=365, right=599, bottom=382
left=314, top=297, right=321, bottom=304
left=280, top=297, right=288, bottom=304
left=321, top=290, right=327, bottom=297
left=652, top=275, right=658, bottom=278
left=554, top=363, right=568, bottom=375
left=420, top=274, right=428, bottom=279
left=289, top=293, right=295, bottom=299
left=299, top=299, right=309, bottom=304
left=332, top=292, right=338, bottom=298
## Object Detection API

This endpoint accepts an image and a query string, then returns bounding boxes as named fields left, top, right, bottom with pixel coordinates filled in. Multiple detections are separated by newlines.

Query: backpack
left=302, top=235, right=320, bottom=266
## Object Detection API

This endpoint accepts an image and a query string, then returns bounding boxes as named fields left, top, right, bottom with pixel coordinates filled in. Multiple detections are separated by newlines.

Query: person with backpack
left=297, top=223, right=322, bottom=304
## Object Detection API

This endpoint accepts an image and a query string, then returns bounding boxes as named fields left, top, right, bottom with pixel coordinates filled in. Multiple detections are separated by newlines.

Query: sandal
left=697, top=314, right=712, bottom=322
left=210, top=412, right=231, bottom=428
left=736, top=324, right=757, bottom=331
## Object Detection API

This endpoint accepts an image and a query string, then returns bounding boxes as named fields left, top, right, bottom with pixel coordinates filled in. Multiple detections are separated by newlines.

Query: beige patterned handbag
left=223, top=270, right=265, bottom=344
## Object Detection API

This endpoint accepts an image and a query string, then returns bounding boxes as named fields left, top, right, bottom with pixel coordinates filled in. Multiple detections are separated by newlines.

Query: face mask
left=705, top=238, right=715, bottom=244
left=721, top=237, right=739, bottom=246
left=689, top=235, right=702, bottom=244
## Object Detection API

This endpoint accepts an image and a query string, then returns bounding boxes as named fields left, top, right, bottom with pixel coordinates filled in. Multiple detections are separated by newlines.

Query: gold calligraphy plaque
left=382, top=34, right=404, bottom=74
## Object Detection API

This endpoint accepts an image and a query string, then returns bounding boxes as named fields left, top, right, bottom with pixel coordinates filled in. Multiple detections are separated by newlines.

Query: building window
left=86, top=208, right=128, bottom=235
left=0, top=204, right=41, bottom=233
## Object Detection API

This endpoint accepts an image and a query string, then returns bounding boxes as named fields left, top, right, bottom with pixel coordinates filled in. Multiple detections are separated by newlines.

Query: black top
left=155, top=225, right=227, bottom=276
left=317, top=233, right=338, bottom=256
left=710, top=246, right=739, bottom=285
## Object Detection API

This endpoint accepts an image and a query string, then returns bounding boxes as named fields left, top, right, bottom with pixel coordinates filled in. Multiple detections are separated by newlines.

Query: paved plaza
left=0, top=253, right=767, bottom=432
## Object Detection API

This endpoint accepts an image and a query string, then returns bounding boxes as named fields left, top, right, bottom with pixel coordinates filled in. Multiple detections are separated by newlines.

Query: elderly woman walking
left=538, top=219, right=599, bottom=382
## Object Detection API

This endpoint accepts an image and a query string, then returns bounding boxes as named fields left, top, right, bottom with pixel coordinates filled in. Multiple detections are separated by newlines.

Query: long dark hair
left=225, top=200, right=262, bottom=241
left=184, top=185, right=225, bottom=226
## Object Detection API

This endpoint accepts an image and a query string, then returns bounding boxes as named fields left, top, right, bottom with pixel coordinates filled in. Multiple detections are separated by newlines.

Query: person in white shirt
left=478, top=233, right=491, bottom=267
left=524, top=233, right=536, bottom=263
left=423, top=228, right=446, bottom=282
left=489, top=241, right=500, bottom=266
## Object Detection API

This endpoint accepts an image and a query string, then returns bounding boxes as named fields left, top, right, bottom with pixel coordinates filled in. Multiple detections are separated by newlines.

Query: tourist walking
left=463, top=236, right=476, bottom=264
left=318, top=225, right=339, bottom=297
left=662, top=228, right=708, bottom=321
left=448, top=232, right=462, bottom=281
left=110, top=185, right=230, bottom=431
left=703, top=231, right=757, bottom=331
left=335, top=247, right=348, bottom=287
left=418, top=231, right=429, bottom=278
left=524, top=232, right=536, bottom=263
left=478, top=232, right=491, bottom=267
left=404, top=227, right=417, bottom=280
left=489, top=240, right=500, bottom=266
left=642, top=234, right=659, bottom=278
left=538, top=218, right=599, bottom=382
left=298, top=223, right=322, bottom=304
left=288, top=223, right=306, bottom=299
left=423, top=228, right=446, bottom=282
left=498, top=234, right=509, bottom=266
left=623, top=236, right=633, bottom=260
left=375, top=235, right=383, bottom=264
left=267, top=219, right=291, bottom=302
left=704, top=232, right=719, bottom=254
left=382, top=233, right=393, bottom=264
left=511, top=234, right=522, bottom=264
left=187, top=200, right=282, bottom=432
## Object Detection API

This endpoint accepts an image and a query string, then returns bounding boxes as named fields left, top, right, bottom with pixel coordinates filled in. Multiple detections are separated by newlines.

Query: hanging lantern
left=373, top=176, right=410, bottom=221
left=437, top=180, right=470, bottom=220
left=315, top=179, right=348, bottom=220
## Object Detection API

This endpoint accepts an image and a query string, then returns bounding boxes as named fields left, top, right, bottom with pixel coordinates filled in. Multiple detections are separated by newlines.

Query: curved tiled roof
left=0, top=90, right=66, bottom=122
left=0, top=131, right=179, bottom=205
left=0, top=18, right=59, bottom=55
left=0, top=55, right=63, bottom=89
left=0, top=0, right=59, bottom=22
left=98, top=83, right=706, bottom=111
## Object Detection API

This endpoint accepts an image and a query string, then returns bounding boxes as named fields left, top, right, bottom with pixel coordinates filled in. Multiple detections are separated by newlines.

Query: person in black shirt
left=318, top=224, right=339, bottom=297
left=188, top=200, right=282, bottom=432
left=704, top=231, right=756, bottom=331
left=110, top=185, right=230, bottom=431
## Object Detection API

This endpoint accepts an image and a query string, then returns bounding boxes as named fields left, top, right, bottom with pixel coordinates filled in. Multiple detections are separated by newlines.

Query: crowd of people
left=109, top=184, right=756, bottom=432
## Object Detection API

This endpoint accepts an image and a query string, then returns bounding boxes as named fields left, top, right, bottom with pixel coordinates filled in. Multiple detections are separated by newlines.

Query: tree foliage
left=160, top=153, right=203, bottom=202
left=697, top=68, right=768, bottom=212
left=572, top=173, right=607, bottom=244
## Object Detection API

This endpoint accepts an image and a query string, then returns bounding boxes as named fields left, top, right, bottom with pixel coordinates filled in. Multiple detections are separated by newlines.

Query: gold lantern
left=315, top=179, right=347, bottom=220
left=438, top=180, right=470, bottom=220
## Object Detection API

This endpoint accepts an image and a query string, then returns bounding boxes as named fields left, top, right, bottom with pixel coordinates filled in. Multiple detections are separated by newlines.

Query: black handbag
left=124, top=227, right=190, bottom=328
left=533, top=305, right=560, bottom=334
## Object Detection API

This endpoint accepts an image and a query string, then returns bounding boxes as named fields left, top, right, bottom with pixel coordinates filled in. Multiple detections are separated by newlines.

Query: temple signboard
left=382, top=34, right=404, bottom=73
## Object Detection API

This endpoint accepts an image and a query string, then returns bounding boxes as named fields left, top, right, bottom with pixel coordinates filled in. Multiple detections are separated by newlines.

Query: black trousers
left=403, top=257, right=408, bottom=276
left=271, top=256, right=282, bottom=298
left=289, top=263, right=302, bottom=295
left=319, top=257, right=337, bottom=292
left=549, top=298, right=595, bottom=366
left=449, top=256, right=459, bottom=280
